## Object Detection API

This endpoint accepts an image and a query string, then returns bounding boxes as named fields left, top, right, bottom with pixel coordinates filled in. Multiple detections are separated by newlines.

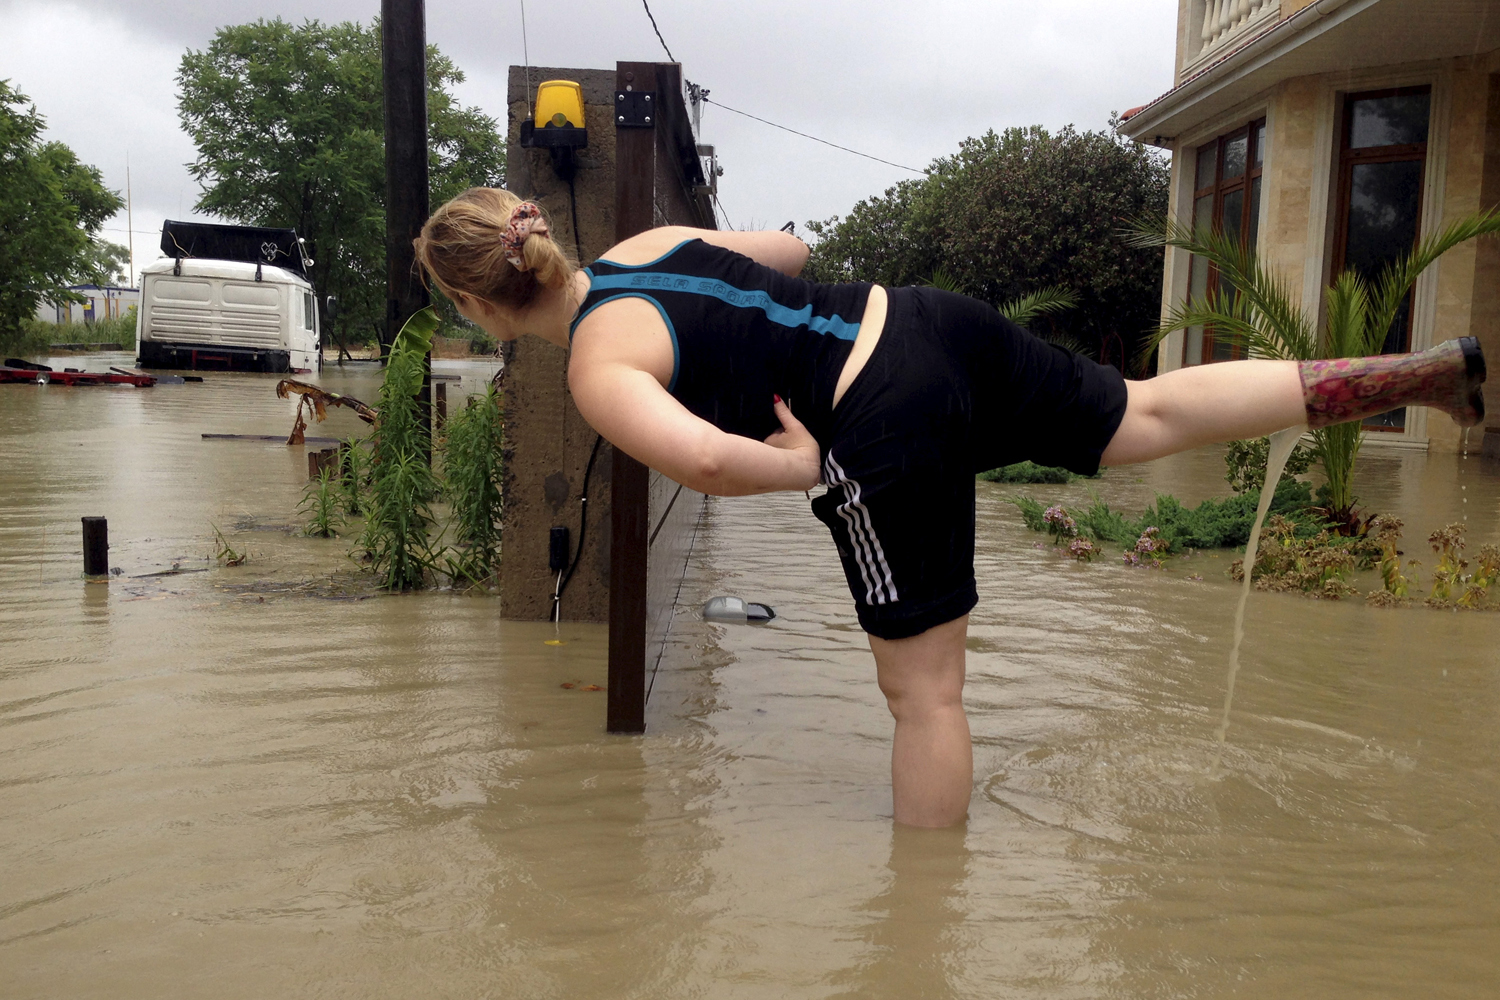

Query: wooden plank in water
left=201, top=433, right=341, bottom=445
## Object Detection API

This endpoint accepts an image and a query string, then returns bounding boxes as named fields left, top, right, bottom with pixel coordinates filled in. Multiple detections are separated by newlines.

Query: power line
left=519, top=0, right=532, bottom=116
left=712, top=192, right=734, bottom=231
left=633, top=3, right=918, bottom=179
left=702, top=97, right=925, bottom=174
left=641, top=1, right=675, bottom=62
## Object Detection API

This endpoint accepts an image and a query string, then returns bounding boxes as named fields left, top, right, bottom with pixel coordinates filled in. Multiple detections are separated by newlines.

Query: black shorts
left=810, top=287, right=1128, bottom=640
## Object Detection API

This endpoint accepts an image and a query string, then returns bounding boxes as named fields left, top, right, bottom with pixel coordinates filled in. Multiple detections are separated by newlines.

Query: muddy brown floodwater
left=3, top=352, right=1499, bottom=998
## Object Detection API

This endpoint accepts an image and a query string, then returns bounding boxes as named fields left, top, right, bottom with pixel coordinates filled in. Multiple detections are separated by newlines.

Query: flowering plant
left=1043, top=505, right=1077, bottom=540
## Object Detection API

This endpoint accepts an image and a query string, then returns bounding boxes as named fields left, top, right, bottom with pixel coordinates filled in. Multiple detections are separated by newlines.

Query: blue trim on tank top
left=592, top=238, right=699, bottom=269
left=582, top=271, right=862, bottom=341
left=569, top=291, right=680, bottom=393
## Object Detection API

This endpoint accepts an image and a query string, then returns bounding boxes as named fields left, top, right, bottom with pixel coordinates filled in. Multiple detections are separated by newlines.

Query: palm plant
left=1133, top=209, right=1500, bottom=526
left=927, top=269, right=1087, bottom=355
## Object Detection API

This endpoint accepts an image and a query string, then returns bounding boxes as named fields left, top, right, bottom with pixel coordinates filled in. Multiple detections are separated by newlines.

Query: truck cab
left=135, top=220, right=321, bottom=374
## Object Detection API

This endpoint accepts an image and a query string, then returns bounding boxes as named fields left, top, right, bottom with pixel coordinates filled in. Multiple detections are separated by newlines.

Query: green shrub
left=442, top=384, right=504, bottom=585
left=7, top=307, right=138, bottom=356
left=1007, top=476, right=1319, bottom=555
left=1224, top=436, right=1315, bottom=494
left=978, top=461, right=1084, bottom=484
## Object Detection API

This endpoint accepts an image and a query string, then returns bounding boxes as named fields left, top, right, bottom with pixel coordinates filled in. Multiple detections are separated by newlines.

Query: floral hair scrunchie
left=500, top=202, right=549, bottom=271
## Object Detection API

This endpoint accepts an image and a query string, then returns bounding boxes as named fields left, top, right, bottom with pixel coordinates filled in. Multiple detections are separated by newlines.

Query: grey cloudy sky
left=0, top=0, right=1178, bottom=283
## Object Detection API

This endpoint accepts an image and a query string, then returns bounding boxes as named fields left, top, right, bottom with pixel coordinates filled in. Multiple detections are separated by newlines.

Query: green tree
left=0, top=80, right=126, bottom=340
left=176, top=18, right=505, bottom=349
left=805, top=121, right=1169, bottom=369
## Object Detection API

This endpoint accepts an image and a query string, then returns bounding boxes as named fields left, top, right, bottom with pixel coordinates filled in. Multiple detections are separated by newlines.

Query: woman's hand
left=764, top=396, right=821, bottom=490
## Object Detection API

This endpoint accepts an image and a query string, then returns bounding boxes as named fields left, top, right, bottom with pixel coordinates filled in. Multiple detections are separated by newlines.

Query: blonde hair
left=414, top=187, right=576, bottom=310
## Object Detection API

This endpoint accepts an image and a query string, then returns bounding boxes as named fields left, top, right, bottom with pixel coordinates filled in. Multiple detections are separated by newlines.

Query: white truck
left=136, top=221, right=322, bottom=373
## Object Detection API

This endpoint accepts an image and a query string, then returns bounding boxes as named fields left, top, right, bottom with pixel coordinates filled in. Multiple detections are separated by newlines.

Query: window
left=1183, top=119, right=1266, bottom=365
left=1331, top=87, right=1431, bottom=430
left=304, top=292, right=316, bottom=331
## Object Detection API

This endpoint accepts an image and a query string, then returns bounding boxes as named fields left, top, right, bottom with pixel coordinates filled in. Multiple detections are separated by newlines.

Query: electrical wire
left=519, top=0, right=532, bottom=117
left=552, top=434, right=604, bottom=618
left=702, top=97, right=925, bottom=174
left=711, top=192, right=734, bottom=231
left=566, top=172, right=584, bottom=262
left=641, top=0, right=676, bottom=62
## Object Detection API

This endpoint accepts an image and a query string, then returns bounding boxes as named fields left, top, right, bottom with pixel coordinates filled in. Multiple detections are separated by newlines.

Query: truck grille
left=147, top=305, right=283, bottom=348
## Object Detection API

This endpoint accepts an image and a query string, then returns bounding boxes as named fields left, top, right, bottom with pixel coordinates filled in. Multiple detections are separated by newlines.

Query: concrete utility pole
left=382, top=0, right=431, bottom=352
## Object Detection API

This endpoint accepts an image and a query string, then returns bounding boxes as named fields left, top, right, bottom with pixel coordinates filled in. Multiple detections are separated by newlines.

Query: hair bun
left=501, top=203, right=550, bottom=271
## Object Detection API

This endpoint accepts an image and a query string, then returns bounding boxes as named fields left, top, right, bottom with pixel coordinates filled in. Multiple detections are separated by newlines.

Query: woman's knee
left=869, top=616, right=968, bottom=718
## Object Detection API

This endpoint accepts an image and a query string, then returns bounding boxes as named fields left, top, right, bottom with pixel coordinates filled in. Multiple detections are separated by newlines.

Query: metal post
left=81, top=517, right=108, bottom=577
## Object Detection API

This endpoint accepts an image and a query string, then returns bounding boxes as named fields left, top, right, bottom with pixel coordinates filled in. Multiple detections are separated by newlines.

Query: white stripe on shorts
left=823, top=452, right=899, bottom=605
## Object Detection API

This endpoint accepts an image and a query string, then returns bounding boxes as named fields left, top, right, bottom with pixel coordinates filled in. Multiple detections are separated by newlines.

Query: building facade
left=33, top=284, right=141, bottom=326
left=1122, top=0, right=1500, bottom=452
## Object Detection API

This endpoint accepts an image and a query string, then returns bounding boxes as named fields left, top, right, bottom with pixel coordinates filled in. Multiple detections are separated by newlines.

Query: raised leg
left=869, top=616, right=972, bottom=828
left=1100, top=339, right=1487, bottom=467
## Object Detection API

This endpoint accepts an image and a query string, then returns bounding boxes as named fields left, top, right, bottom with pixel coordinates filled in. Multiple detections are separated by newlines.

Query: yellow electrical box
left=534, top=80, right=585, bottom=130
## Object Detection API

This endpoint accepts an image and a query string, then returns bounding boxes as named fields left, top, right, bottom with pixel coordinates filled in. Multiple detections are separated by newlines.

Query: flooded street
left=3, top=354, right=1499, bottom=998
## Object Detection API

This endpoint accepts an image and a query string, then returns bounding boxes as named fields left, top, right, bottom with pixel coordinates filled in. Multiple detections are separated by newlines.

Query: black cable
left=702, top=97, right=925, bottom=174
left=566, top=172, right=584, bottom=263
left=641, top=0, right=676, bottom=62
left=554, top=434, right=604, bottom=609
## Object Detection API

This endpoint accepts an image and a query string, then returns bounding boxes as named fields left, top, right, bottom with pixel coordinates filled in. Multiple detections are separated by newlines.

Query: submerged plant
left=1224, top=436, right=1315, bottom=494
left=1371, top=516, right=1412, bottom=599
left=359, top=345, right=441, bottom=590
left=442, top=384, right=505, bottom=586
left=1067, top=537, right=1096, bottom=562
left=299, top=466, right=344, bottom=538
left=339, top=438, right=370, bottom=517
left=1122, top=526, right=1169, bottom=568
left=1231, top=515, right=1359, bottom=598
left=1134, top=208, right=1500, bottom=527
left=1428, top=523, right=1468, bottom=603
left=1009, top=478, right=1319, bottom=555
left=211, top=524, right=246, bottom=566
left=1042, top=504, right=1077, bottom=540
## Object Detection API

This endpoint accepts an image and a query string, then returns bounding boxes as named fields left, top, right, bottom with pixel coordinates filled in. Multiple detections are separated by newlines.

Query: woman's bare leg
left=869, top=616, right=972, bottom=828
left=1100, top=360, right=1304, bottom=467
left=1102, top=341, right=1486, bottom=467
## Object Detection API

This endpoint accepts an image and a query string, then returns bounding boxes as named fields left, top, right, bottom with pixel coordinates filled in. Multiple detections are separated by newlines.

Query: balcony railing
left=1190, top=0, right=1281, bottom=69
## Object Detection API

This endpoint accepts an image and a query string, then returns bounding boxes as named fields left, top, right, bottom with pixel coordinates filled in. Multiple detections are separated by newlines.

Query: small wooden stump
left=308, top=447, right=339, bottom=480
left=82, top=516, right=108, bottom=577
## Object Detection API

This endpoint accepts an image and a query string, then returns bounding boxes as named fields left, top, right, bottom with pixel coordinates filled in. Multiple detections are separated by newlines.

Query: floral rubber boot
left=1298, top=337, right=1486, bottom=430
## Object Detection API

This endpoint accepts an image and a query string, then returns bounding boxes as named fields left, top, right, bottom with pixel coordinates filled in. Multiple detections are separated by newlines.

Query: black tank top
left=570, top=238, right=871, bottom=446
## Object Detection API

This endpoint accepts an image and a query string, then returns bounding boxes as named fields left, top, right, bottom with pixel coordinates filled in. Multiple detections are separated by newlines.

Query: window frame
left=1184, top=118, right=1267, bottom=366
left=1329, top=85, right=1431, bottom=431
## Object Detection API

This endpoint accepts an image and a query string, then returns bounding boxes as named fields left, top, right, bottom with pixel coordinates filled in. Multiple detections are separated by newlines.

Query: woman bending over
left=414, top=189, right=1485, bottom=828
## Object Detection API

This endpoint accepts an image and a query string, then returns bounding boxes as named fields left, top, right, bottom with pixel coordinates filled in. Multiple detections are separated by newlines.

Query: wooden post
left=308, top=447, right=339, bottom=479
left=606, top=61, right=660, bottom=735
left=434, top=381, right=447, bottom=431
left=81, top=517, right=108, bottom=577
left=382, top=0, right=434, bottom=452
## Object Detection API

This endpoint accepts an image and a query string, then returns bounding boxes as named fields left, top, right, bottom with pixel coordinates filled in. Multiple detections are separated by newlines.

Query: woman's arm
left=569, top=360, right=821, bottom=496
left=616, top=226, right=810, bottom=276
